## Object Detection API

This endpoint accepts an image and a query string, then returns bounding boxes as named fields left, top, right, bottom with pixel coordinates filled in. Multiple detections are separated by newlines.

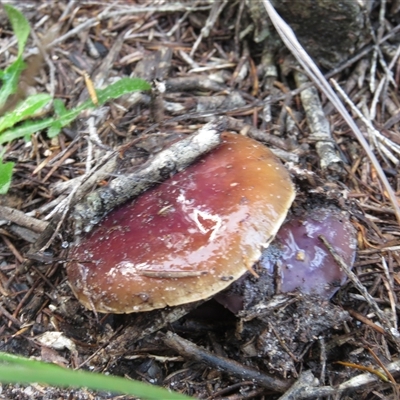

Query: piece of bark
left=165, top=76, right=225, bottom=92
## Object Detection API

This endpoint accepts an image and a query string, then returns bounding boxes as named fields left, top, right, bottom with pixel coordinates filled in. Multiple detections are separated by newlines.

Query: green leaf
left=0, top=352, right=192, bottom=400
left=0, top=56, right=26, bottom=108
left=57, top=108, right=82, bottom=128
left=4, top=4, right=30, bottom=57
left=0, top=77, right=151, bottom=144
left=0, top=161, right=14, bottom=194
left=96, top=77, right=151, bottom=105
left=51, top=77, right=151, bottom=132
left=0, top=118, right=54, bottom=145
left=53, top=98, right=67, bottom=116
left=47, top=121, right=62, bottom=138
left=0, top=5, right=30, bottom=108
left=0, top=93, right=51, bottom=133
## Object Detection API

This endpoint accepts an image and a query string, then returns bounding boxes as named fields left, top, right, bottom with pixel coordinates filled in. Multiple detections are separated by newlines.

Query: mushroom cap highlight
left=66, top=132, right=295, bottom=313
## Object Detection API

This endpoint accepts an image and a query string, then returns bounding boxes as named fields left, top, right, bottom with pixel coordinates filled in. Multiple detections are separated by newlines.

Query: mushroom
left=260, top=206, right=357, bottom=298
left=66, top=132, right=295, bottom=313
left=215, top=206, right=357, bottom=314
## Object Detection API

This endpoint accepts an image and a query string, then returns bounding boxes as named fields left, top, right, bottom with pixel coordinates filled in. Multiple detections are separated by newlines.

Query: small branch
left=0, top=206, right=48, bottom=233
left=294, top=359, right=400, bottom=399
left=161, top=331, right=291, bottom=393
left=190, top=0, right=228, bottom=57
left=277, top=370, right=319, bottom=400
left=72, top=119, right=226, bottom=235
left=294, top=71, right=343, bottom=175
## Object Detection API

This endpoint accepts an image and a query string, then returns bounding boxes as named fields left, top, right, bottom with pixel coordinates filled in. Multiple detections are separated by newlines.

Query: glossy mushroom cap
left=66, top=132, right=295, bottom=313
left=260, top=207, right=357, bottom=298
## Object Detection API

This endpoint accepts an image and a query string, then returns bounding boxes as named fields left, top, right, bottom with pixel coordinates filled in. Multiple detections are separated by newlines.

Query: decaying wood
left=277, top=370, right=319, bottom=400
left=292, top=359, right=400, bottom=400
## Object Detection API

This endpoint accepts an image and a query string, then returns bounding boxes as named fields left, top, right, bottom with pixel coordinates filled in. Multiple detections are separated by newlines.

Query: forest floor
left=1, top=1, right=400, bottom=399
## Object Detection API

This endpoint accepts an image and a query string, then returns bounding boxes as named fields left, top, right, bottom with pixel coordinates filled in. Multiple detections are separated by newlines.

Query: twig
left=190, top=0, right=228, bottom=57
left=263, top=0, right=400, bottom=225
left=0, top=304, right=21, bottom=329
left=370, top=76, right=386, bottom=121
left=293, top=359, right=400, bottom=399
left=59, top=0, right=76, bottom=20
left=332, top=79, right=400, bottom=164
left=166, top=0, right=200, bottom=37
left=39, top=116, right=103, bottom=250
left=347, top=309, right=386, bottom=336
left=381, top=256, right=398, bottom=332
left=319, top=337, right=327, bottom=388
left=220, top=115, right=290, bottom=150
left=103, top=3, right=212, bottom=18
left=29, top=28, right=57, bottom=99
left=41, top=142, right=80, bottom=184
left=367, top=347, right=398, bottom=389
left=46, top=16, right=102, bottom=49
left=294, top=71, right=343, bottom=174
left=0, top=206, right=48, bottom=233
left=277, top=371, right=319, bottom=400
left=319, top=234, right=400, bottom=349
left=48, top=2, right=212, bottom=49
left=72, top=119, right=226, bottom=235
left=1, top=234, right=24, bottom=263
left=161, top=331, right=291, bottom=393
left=370, top=44, right=378, bottom=94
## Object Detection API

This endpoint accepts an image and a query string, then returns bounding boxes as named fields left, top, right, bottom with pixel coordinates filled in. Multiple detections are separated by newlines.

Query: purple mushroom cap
left=215, top=207, right=357, bottom=314
left=260, top=207, right=357, bottom=298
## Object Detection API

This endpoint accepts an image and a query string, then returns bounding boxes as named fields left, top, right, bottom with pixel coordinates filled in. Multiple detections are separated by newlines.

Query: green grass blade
left=53, top=98, right=67, bottom=116
left=0, top=5, right=30, bottom=107
left=0, top=161, right=14, bottom=194
left=96, top=77, right=151, bottom=104
left=0, top=352, right=192, bottom=400
left=55, top=77, right=151, bottom=129
left=0, top=118, right=54, bottom=145
left=0, top=56, right=26, bottom=108
left=4, top=4, right=30, bottom=57
left=0, top=77, right=151, bottom=144
left=47, top=121, right=62, bottom=138
left=0, top=93, right=52, bottom=133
